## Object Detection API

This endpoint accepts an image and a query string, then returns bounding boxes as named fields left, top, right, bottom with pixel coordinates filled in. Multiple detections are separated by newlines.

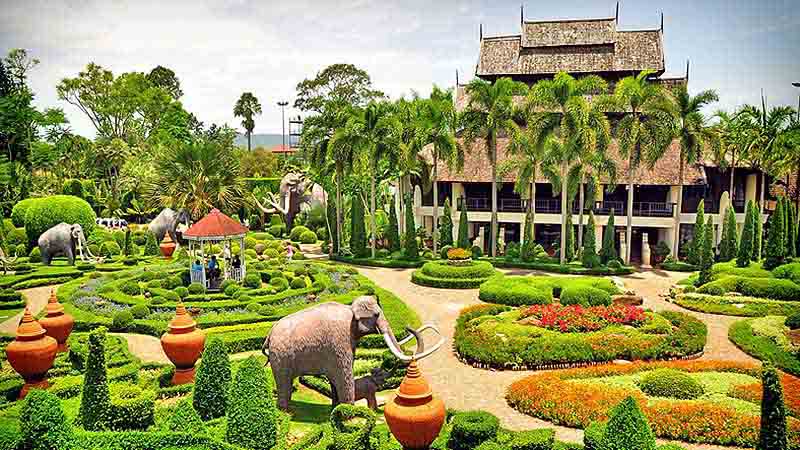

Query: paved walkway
left=355, top=266, right=754, bottom=450
left=0, top=286, right=55, bottom=334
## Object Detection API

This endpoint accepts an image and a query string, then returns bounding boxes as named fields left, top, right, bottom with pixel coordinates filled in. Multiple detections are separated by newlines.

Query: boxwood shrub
left=559, top=286, right=612, bottom=307
left=193, top=337, right=231, bottom=420
left=448, top=411, right=499, bottom=450
left=244, top=272, right=261, bottom=289
left=188, top=282, right=205, bottom=295
left=270, top=277, right=289, bottom=292
left=108, top=384, right=155, bottom=430
left=698, top=275, right=800, bottom=301
left=226, top=356, right=277, bottom=450
left=23, top=195, right=96, bottom=244
left=19, top=389, right=74, bottom=450
left=11, top=198, right=37, bottom=227
left=636, top=369, right=704, bottom=399
left=411, top=261, right=497, bottom=289
left=299, top=230, right=318, bottom=244
left=478, top=275, right=619, bottom=307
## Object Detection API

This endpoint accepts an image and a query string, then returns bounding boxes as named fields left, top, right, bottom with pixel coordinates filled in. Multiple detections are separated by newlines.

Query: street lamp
left=793, top=82, right=800, bottom=122
left=277, top=101, right=289, bottom=151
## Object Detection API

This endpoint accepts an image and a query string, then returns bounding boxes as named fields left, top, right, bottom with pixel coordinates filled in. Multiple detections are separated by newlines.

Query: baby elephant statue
left=262, top=295, right=443, bottom=411
left=354, top=368, right=389, bottom=410
left=38, top=223, right=100, bottom=265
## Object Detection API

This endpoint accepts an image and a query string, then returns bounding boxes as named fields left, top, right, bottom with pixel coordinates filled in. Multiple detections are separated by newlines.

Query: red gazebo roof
left=183, top=208, right=249, bottom=240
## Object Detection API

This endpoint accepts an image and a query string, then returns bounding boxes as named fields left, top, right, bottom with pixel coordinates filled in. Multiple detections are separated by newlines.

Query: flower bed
left=478, top=275, right=620, bottom=307
left=519, top=304, right=646, bottom=333
left=506, top=360, right=800, bottom=448
left=729, top=316, right=800, bottom=376
left=454, top=304, right=706, bottom=370
left=410, top=261, right=497, bottom=289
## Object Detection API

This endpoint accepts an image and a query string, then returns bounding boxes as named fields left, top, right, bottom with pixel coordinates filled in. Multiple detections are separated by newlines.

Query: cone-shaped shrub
left=754, top=204, right=763, bottom=261
left=600, top=396, right=656, bottom=450
left=144, top=231, right=160, bottom=256
left=600, top=209, right=617, bottom=265
left=689, top=200, right=705, bottom=265
left=720, top=206, right=738, bottom=261
left=457, top=198, right=470, bottom=249
left=758, top=364, right=787, bottom=450
left=167, top=398, right=206, bottom=435
left=787, top=202, right=797, bottom=258
left=403, top=193, right=418, bottom=259
left=738, top=200, right=756, bottom=267
left=226, top=356, right=277, bottom=450
left=20, top=389, right=74, bottom=450
left=193, top=336, right=231, bottom=420
left=582, top=211, right=600, bottom=268
left=386, top=196, right=400, bottom=252
left=699, top=217, right=715, bottom=285
left=765, top=199, right=786, bottom=270
left=78, top=327, right=111, bottom=430
left=349, top=191, right=367, bottom=258
left=521, top=210, right=535, bottom=262
left=439, top=198, right=454, bottom=247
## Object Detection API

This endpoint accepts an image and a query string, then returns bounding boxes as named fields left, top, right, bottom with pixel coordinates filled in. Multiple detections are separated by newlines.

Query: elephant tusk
left=405, top=326, right=425, bottom=355
left=397, top=324, right=438, bottom=346
left=410, top=325, right=444, bottom=362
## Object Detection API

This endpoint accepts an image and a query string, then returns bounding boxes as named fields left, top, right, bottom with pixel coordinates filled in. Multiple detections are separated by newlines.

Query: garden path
left=355, top=265, right=753, bottom=450
left=0, top=285, right=54, bottom=334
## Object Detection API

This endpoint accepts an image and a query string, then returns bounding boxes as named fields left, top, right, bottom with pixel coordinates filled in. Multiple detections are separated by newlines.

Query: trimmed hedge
left=479, top=275, right=619, bottom=307
left=226, top=356, right=277, bottom=450
left=23, top=195, right=96, bottom=245
left=485, top=257, right=635, bottom=275
left=698, top=275, right=800, bottom=301
left=19, top=389, right=74, bottom=450
left=411, top=261, right=497, bottom=289
left=636, top=368, right=704, bottom=399
left=331, top=255, right=425, bottom=268
left=673, top=293, right=800, bottom=317
left=11, top=198, right=38, bottom=227
left=560, top=286, right=612, bottom=307
left=448, top=411, right=499, bottom=450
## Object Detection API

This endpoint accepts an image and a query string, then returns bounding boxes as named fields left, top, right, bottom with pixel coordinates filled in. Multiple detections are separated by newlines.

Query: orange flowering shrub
left=729, top=372, right=800, bottom=418
left=506, top=360, right=800, bottom=448
left=446, top=248, right=472, bottom=260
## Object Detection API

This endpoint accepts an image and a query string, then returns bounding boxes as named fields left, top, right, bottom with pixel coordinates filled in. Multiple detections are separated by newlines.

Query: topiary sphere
left=188, top=282, right=205, bottom=295
left=11, top=198, right=38, bottom=227
left=224, top=283, right=241, bottom=297
left=174, top=286, right=189, bottom=299
left=786, top=313, right=800, bottom=330
left=28, top=247, right=41, bottom=263
left=243, top=273, right=261, bottom=289
left=112, top=310, right=134, bottom=331
left=23, top=195, right=96, bottom=245
left=637, top=369, right=704, bottom=400
left=130, top=304, right=150, bottom=319
left=270, top=277, right=289, bottom=292
left=290, top=276, right=308, bottom=289
left=289, top=225, right=311, bottom=242
left=299, top=230, right=317, bottom=244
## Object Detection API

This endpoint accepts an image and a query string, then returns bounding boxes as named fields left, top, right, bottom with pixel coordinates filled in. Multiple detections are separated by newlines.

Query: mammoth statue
left=254, top=172, right=325, bottom=229
left=38, top=223, right=100, bottom=265
left=148, top=208, right=191, bottom=246
left=262, top=295, right=443, bottom=411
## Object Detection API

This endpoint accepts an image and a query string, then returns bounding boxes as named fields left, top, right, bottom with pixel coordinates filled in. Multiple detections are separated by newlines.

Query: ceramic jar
left=384, top=360, right=445, bottom=450
left=160, top=302, right=205, bottom=385
left=160, top=233, right=176, bottom=258
left=6, top=308, right=58, bottom=398
left=38, top=290, right=74, bottom=352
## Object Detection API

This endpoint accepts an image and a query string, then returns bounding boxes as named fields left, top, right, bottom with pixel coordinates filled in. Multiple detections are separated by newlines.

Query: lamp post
left=277, top=101, right=288, bottom=163
left=793, top=82, right=800, bottom=122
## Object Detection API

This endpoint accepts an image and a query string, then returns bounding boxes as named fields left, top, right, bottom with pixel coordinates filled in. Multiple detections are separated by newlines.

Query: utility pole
left=278, top=101, right=288, bottom=164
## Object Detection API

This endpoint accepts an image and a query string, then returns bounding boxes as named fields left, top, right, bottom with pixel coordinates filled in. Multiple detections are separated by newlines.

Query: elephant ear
left=352, top=299, right=373, bottom=321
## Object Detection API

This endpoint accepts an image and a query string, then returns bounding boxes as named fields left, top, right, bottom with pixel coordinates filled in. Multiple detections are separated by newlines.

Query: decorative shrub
left=299, top=230, right=318, bottom=244
left=174, top=286, right=189, bottom=299
left=166, top=398, right=206, bottom=435
left=508, top=429, right=555, bottom=450
left=149, top=296, right=165, bottom=306
left=226, top=356, right=278, bottom=449
left=78, top=327, right=112, bottom=430
left=582, top=211, right=600, bottom=268
left=600, top=396, right=656, bottom=450
left=188, top=282, right=205, bottom=295
left=403, top=193, right=418, bottom=259
left=19, top=390, right=73, bottom=450
left=759, top=364, right=788, bottom=450
left=479, top=275, right=618, bottom=307
left=28, top=246, right=41, bottom=263
left=23, top=195, right=96, bottom=245
left=448, top=411, right=500, bottom=450
left=412, top=261, right=497, bottom=289
left=143, top=232, right=160, bottom=256
left=270, top=277, right=289, bottom=292
left=193, top=337, right=231, bottom=420
left=265, top=248, right=280, bottom=259
left=254, top=243, right=266, bottom=255
left=289, top=225, right=311, bottom=241
left=161, top=290, right=180, bottom=303
left=11, top=198, right=37, bottom=227
left=163, top=275, right=182, bottom=290
left=119, top=281, right=141, bottom=296
left=244, top=236, right=257, bottom=250
left=600, top=209, right=617, bottom=265
left=519, top=304, right=647, bottom=333
left=471, top=245, right=483, bottom=258
left=130, top=304, right=150, bottom=319
left=637, top=369, right=704, bottom=399
left=329, top=403, right=375, bottom=450
left=559, top=286, right=612, bottom=307
left=245, top=302, right=261, bottom=313
left=224, top=283, right=240, bottom=297
left=244, top=272, right=261, bottom=289
left=145, top=279, right=163, bottom=290
left=108, top=384, right=155, bottom=430
left=291, top=277, right=308, bottom=289
left=112, top=310, right=134, bottom=331
left=786, top=313, right=800, bottom=330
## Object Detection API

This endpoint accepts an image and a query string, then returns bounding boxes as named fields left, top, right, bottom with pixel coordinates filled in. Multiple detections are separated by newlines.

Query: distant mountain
left=234, top=133, right=286, bottom=149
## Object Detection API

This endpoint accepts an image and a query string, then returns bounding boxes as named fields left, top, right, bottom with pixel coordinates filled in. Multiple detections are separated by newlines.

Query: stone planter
left=446, top=258, right=472, bottom=267
left=6, top=308, right=58, bottom=398
left=160, top=302, right=205, bottom=385
left=384, top=360, right=445, bottom=450
left=159, top=234, right=176, bottom=258
left=38, top=290, right=74, bottom=352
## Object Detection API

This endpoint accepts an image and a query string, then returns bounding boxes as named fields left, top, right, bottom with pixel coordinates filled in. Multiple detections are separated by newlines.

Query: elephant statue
left=262, top=295, right=443, bottom=411
left=254, top=172, right=325, bottom=229
left=38, top=223, right=99, bottom=265
left=148, top=208, right=191, bottom=246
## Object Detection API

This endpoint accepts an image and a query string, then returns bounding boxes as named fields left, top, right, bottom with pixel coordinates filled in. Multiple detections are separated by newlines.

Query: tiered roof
left=184, top=208, right=248, bottom=240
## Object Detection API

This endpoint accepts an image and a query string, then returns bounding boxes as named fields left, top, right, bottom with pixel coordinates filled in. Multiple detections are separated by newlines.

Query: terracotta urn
left=160, top=233, right=176, bottom=258
left=384, top=360, right=446, bottom=450
left=38, top=290, right=74, bottom=352
left=160, top=302, right=205, bottom=385
left=6, top=308, right=58, bottom=398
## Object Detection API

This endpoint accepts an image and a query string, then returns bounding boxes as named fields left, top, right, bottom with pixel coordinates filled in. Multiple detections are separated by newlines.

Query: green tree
left=565, top=210, right=575, bottom=262
left=582, top=211, right=600, bottom=268
left=787, top=202, right=797, bottom=258
left=754, top=205, right=764, bottom=260
left=457, top=199, right=470, bottom=249
left=238, top=147, right=279, bottom=177
left=166, top=398, right=206, bottom=435
left=143, top=231, right=160, bottom=256
left=439, top=197, right=453, bottom=247
left=233, top=92, right=262, bottom=152
left=78, top=327, right=111, bottom=430
left=193, top=337, right=231, bottom=420
left=719, top=206, right=738, bottom=262
left=294, top=64, right=384, bottom=115
left=226, top=356, right=277, bottom=450
left=600, top=396, right=656, bottom=450
left=600, top=209, right=617, bottom=265
left=386, top=196, right=400, bottom=252
left=688, top=199, right=706, bottom=265
left=758, top=364, right=787, bottom=450
left=146, top=65, right=183, bottom=100
left=461, top=77, right=527, bottom=258
left=737, top=200, right=756, bottom=267
left=403, top=193, right=418, bottom=259
left=521, top=209, right=535, bottom=262
left=699, top=216, right=715, bottom=285
left=349, top=191, right=367, bottom=258
left=671, top=85, right=719, bottom=256
left=764, top=198, right=786, bottom=270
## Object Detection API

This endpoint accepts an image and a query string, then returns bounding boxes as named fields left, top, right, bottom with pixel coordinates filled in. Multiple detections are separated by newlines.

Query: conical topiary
left=600, top=396, right=656, bottom=450
left=600, top=209, right=617, bottom=265
left=386, top=196, right=400, bottom=252
left=349, top=191, right=367, bottom=258
left=144, top=231, right=160, bottom=256
left=582, top=211, right=599, bottom=268
left=20, top=390, right=74, bottom=450
left=738, top=200, right=755, bottom=268
left=457, top=198, right=470, bottom=249
left=758, top=364, right=787, bottom=450
left=78, top=327, right=111, bottom=430
left=403, top=193, right=418, bottom=259
left=439, top=198, right=454, bottom=247
left=226, top=356, right=277, bottom=450
left=564, top=212, right=575, bottom=262
left=699, top=216, right=715, bottom=285
left=193, top=336, right=231, bottom=420
left=754, top=203, right=763, bottom=261
left=689, top=199, right=705, bottom=266
left=167, top=397, right=207, bottom=435
left=787, top=202, right=797, bottom=258
left=720, top=206, right=738, bottom=262
left=765, top=199, right=786, bottom=270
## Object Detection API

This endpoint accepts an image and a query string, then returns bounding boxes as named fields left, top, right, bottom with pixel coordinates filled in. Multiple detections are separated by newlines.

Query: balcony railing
left=456, top=197, right=676, bottom=217
left=633, top=202, right=675, bottom=217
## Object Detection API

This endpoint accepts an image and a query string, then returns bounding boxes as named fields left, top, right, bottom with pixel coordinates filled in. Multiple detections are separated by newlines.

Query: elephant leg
left=330, top=380, right=338, bottom=407
left=330, top=369, right=355, bottom=406
left=67, top=250, right=75, bottom=266
left=274, top=367, right=293, bottom=411
left=42, top=251, right=51, bottom=265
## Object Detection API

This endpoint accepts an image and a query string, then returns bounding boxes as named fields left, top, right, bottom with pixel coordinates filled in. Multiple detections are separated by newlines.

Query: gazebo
left=183, top=208, right=249, bottom=291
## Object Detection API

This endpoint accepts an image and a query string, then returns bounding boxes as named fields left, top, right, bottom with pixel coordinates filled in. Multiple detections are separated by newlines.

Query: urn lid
left=162, top=233, right=174, bottom=244
left=168, top=302, right=197, bottom=333
left=16, top=308, right=47, bottom=341
left=394, top=360, right=433, bottom=403
left=44, top=290, right=64, bottom=317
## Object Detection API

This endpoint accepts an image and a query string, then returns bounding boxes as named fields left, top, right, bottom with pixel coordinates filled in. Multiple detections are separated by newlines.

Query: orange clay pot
left=159, top=233, right=176, bottom=258
left=160, top=302, right=205, bottom=385
left=38, top=290, right=74, bottom=352
left=384, top=360, right=445, bottom=450
left=6, top=308, right=58, bottom=399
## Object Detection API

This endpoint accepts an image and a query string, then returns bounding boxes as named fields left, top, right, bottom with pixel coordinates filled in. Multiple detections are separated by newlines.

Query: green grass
left=674, top=293, right=800, bottom=317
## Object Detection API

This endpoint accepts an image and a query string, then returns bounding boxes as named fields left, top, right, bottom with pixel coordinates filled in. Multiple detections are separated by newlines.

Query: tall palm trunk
left=759, top=170, right=766, bottom=214
left=432, top=151, right=439, bottom=255
left=370, top=168, right=376, bottom=259
left=530, top=174, right=536, bottom=242
left=247, top=132, right=251, bottom=152
left=729, top=153, right=736, bottom=202
left=626, top=152, right=634, bottom=265
left=490, top=135, right=498, bottom=258
left=795, top=162, right=800, bottom=220
left=335, top=164, right=343, bottom=255
left=672, top=154, right=684, bottom=257
left=560, top=161, right=568, bottom=264
left=577, top=175, right=585, bottom=249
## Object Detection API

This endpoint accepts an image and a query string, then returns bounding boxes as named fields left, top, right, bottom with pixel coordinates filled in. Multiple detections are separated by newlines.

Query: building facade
left=407, top=8, right=775, bottom=263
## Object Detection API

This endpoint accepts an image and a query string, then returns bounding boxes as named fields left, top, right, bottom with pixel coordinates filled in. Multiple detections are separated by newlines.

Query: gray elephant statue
left=262, top=295, right=442, bottom=411
left=38, top=223, right=98, bottom=265
left=254, top=172, right=325, bottom=229
left=148, top=208, right=191, bottom=245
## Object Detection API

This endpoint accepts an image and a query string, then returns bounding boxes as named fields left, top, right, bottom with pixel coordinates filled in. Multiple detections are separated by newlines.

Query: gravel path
left=0, top=285, right=55, bottom=334
left=355, top=266, right=755, bottom=450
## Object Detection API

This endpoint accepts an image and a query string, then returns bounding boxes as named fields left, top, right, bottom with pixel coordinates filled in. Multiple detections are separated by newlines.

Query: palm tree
left=670, top=85, right=719, bottom=257
left=233, top=92, right=262, bottom=151
left=462, top=77, right=527, bottom=257
left=775, top=118, right=800, bottom=214
left=611, top=70, right=677, bottom=264
left=419, top=86, right=461, bottom=255
left=326, top=107, right=362, bottom=255
left=524, top=72, right=609, bottom=264
left=713, top=110, right=747, bottom=199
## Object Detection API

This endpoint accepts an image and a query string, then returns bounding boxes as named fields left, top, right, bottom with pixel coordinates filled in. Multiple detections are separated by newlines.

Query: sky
left=1, top=0, right=799, bottom=139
